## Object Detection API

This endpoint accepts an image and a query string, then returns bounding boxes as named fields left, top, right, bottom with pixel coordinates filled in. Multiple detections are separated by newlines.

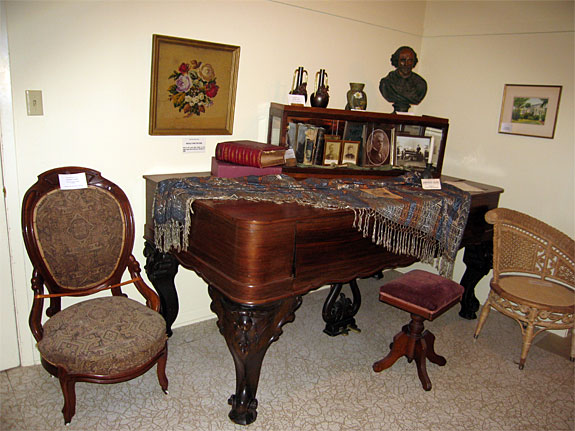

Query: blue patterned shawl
left=153, top=172, right=470, bottom=277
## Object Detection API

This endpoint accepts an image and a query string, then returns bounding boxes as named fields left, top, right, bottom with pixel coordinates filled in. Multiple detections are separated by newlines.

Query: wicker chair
left=474, top=208, right=575, bottom=369
left=21, top=167, right=169, bottom=424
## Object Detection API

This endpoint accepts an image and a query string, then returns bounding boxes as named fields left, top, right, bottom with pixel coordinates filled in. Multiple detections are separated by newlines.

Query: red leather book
left=215, top=140, right=286, bottom=168
left=211, top=158, right=282, bottom=178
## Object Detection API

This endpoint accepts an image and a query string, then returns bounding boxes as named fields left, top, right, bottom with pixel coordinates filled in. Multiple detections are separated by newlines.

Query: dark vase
left=310, top=69, right=329, bottom=108
left=345, top=83, right=367, bottom=110
left=289, top=66, right=308, bottom=102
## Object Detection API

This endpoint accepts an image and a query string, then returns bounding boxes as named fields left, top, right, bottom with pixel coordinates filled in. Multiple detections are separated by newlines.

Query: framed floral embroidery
left=149, top=34, right=240, bottom=135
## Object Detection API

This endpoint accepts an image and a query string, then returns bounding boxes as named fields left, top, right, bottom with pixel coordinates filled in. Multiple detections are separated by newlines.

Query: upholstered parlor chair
left=21, top=167, right=168, bottom=424
left=474, top=208, right=575, bottom=369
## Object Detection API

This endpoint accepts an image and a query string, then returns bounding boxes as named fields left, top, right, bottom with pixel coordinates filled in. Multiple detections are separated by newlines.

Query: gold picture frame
left=498, top=84, right=562, bottom=139
left=149, top=34, right=240, bottom=135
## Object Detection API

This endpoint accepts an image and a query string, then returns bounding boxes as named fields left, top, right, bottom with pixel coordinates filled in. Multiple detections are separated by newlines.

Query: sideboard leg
left=143, top=241, right=179, bottom=336
left=459, top=242, right=493, bottom=320
left=209, top=286, right=302, bottom=425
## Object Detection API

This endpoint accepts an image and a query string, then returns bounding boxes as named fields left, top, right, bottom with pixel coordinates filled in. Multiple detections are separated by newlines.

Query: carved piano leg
left=322, top=279, right=362, bottom=336
left=459, top=241, right=493, bottom=320
left=143, top=241, right=180, bottom=336
left=209, top=286, right=302, bottom=425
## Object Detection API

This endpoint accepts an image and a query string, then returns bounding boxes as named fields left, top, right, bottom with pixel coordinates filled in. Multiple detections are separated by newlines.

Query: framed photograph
left=149, top=34, right=240, bottom=135
left=394, top=135, right=432, bottom=170
left=498, top=84, right=562, bottom=139
left=399, top=124, right=422, bottom=136
left=323, top=139, right=342, bottom=165
left=343, top=122, right=365, bottom=142
left=323, top=134, right=341, bottom=141
left=302, top=126, right=319, bottom=165
left=362, top=125, right=394, bottom=167
left=423, top=127, right=443, bottom=166
left=340, top=141, right=360, bottom=165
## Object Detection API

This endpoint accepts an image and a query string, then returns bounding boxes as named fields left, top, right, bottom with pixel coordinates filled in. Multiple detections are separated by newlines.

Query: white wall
left=419, top=0, right=574, bottom=303
left=3, top=0, right=424, bottom=366
left=3, top=1, right=573, bottom=366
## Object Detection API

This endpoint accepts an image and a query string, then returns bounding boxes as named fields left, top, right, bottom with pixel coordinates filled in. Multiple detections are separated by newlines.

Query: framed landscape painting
left=149, top=34, right=240, bottom=135
left=498, top=84, right=562, bottom=139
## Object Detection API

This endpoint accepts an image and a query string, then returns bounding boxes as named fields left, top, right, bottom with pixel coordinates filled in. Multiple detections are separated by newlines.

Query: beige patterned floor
left=2, top=272, right=574, bottom=431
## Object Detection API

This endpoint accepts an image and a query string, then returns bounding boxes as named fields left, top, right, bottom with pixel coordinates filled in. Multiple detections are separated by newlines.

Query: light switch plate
left=26, top=90, right=43, bottom=116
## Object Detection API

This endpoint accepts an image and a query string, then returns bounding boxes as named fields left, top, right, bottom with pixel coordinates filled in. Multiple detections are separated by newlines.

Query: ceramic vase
left=345, top=83, right=367, bottom=110
left=310, top=69, right=329, bottom=108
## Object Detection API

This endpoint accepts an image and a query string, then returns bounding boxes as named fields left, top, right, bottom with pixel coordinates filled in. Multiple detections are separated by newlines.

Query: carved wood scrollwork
left=208, top=286, right=302, bottom=425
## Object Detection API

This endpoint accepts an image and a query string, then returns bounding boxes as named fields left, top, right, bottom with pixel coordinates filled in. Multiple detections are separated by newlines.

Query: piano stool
left=372, top=269, right=464, bottom=391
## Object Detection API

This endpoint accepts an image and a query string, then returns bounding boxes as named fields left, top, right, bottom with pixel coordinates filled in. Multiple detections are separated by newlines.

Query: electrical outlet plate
left=26, top=90, right=43, bottom=116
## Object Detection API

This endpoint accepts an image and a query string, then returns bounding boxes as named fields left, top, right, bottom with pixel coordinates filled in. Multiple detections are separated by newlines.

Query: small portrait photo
left=363, top=126, right=393, bottom=167
left=341, top=141, right=360, bottom=165
left=323, top=140, right=342, bottom=165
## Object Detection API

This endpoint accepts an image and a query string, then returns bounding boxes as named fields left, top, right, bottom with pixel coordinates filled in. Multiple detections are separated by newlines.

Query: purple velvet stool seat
left=372, top=269, right=464, bottom=390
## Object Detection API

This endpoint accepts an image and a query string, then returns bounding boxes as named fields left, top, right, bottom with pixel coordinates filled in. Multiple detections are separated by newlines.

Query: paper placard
left=285, top=148, right=296, bottom=160
left=58, top=173, right=88, bottom=190
left=421, top=178, right=442, bottom=190
left=183, top=137, right=206, bottom=153
left=182, top=137, right=206, bottom=153
left=288, top=94, right=305, bottom=105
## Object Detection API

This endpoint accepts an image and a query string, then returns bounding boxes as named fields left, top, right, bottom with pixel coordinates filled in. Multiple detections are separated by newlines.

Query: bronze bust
left=379, top=46, right=427, bottom=113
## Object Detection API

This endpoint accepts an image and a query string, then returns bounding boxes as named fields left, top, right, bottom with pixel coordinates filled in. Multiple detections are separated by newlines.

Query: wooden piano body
left=143, top=172, right=503, bottom=425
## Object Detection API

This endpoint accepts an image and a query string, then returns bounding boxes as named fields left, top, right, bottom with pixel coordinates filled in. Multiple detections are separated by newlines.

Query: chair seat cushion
left=37, top=296, right=167, bottom=376
left=494, top=275, right=575, bottom=311
left=380, top=270, right=464, bottom=320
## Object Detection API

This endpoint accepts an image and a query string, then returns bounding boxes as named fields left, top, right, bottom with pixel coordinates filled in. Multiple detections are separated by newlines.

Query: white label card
left=182, top=137, right=206, bottom=153
left=288, top=94, right=305, bottom=105
left=421, top=178, right=442, bottom=190
left=285, top=148, right=296, bottom=159
left=58, top=173, right=88, bottom=190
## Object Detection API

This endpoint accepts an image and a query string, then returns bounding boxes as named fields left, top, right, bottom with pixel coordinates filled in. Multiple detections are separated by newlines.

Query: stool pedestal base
left=372, top=314, right=446, bottom=391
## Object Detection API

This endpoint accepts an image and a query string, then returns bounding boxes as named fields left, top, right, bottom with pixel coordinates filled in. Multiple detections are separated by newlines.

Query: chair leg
left=519, top=318, right=536, bottom=370
left=423, top=330, right=447, bottom=366
left=373, top=330, right=410, bottom=372
left=474, top=294, right=493, bottom=339
left=157, top=346, right=169, bottom=394
left=58, top=373, right=76, bottom=425
left=414, top=341, right=432, bottom=391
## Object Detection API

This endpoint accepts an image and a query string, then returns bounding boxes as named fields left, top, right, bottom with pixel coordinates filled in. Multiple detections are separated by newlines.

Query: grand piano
left=143, top=172, right=503, bottom=425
